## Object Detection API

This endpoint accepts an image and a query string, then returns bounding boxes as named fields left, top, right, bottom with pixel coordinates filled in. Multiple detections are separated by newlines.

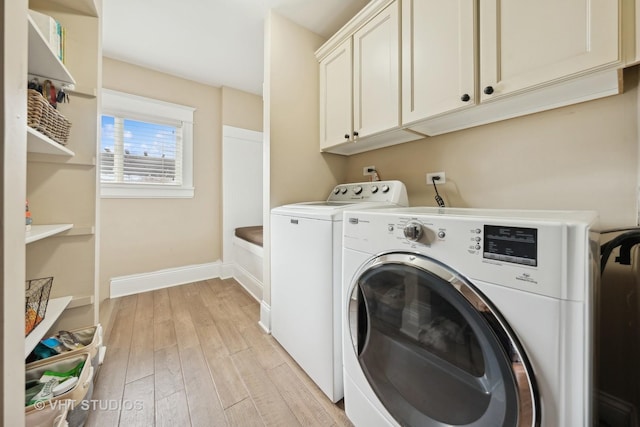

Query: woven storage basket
left=27, top=89, right=71, bottom=146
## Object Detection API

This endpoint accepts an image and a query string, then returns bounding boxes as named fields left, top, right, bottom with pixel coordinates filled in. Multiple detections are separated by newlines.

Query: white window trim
left=100, top=89, right=196, bottom=199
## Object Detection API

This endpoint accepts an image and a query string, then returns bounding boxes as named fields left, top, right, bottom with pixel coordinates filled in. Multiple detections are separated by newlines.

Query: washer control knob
left=381, top=185, right=390, bottom=193
left=438, top=231, right=446, bottom=239
left=353, top=186, right=363, bottom=195
left=403, top=221, right=423, bottom=242
left=371, top=185, right=378, bottom=194
left=341, top=187, right=348, bottom=194
left=333, top=187, right=340, bottom=195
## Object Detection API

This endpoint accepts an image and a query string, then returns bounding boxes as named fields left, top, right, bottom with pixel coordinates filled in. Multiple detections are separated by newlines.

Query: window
left=100, top=89, right=195, bottom=198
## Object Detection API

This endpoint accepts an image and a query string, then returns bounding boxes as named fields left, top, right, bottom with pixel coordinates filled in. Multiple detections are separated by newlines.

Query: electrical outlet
left=426, top=172, right=446, bottom=184
left=363, top=165, right=376, bottom=176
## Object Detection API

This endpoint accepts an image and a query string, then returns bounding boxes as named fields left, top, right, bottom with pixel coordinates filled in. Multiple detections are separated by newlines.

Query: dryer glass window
left=358, top=267, right=485, bottom=376
left=352, top=261, right=523, bottom=427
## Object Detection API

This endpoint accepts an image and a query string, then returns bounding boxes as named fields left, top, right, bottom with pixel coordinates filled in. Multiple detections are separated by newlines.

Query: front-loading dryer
left=342, top=207, right=599, bottom=427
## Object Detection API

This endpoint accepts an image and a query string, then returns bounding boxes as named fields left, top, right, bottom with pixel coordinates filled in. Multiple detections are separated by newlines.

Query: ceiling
left=102, top=0, right=370, bottom=96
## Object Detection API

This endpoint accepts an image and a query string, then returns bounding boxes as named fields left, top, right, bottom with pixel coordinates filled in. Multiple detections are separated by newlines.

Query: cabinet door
left=353, top=0, right=400, bottom=139
left=402, top=0, right=476, bottom=124
left=480, top=0, right=620, bottom=101
left=319, top=38, right=353, bottom=150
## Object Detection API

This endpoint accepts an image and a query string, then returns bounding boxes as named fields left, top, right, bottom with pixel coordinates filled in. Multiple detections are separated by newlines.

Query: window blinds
left=100, top=115, right=183, bottom=185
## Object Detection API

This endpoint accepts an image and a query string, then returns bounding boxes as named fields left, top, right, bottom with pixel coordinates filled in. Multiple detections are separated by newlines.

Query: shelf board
left=27, top=15, right=75, bottom=86
left=27, top=127, right=75, bottom=156
left=30, top=0, right=99, bottom=17
left=25, top=296, right=72, bottom=358
left=26, top=224, right=73, bottom=244
left=66, top=86, right=97, bottom=98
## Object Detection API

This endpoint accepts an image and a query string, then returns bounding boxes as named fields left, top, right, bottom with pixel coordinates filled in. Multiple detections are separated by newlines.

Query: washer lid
left=280, top=201, right=357, bottom=208
left=271, top=201, right=396, bottom=220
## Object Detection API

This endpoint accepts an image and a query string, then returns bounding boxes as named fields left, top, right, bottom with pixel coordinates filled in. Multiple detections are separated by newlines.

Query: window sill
left=101, top=184, right=195, bottom=199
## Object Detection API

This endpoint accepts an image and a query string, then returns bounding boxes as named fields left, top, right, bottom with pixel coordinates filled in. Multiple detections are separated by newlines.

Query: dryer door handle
left=348, top=283, right=369, bottom=357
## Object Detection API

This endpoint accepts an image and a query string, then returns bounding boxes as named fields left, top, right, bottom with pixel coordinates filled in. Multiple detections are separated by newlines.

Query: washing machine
left=270, top=180, right=408, bottom=403
left=342, top=207, right=599, bottom=426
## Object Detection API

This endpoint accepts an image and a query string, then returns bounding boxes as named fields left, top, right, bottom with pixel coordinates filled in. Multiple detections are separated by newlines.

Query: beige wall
left=263, top=12, right=640, bottom=231
left=267, top=12, right=347, bottom=208
left=262, top=14, right=640, bottom=327
left=100, top=58, right=221, bottom=304
left=222, top=86, right=263, bottom=132
left=345, top=68, right=640, bottom=230
left=100, top=59, right=262, bottom=308
left=263, top=11, right=348, bottom=313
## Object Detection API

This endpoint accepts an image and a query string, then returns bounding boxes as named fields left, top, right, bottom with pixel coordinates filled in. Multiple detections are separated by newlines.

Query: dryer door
left=347, top=252, right=539, bottom=427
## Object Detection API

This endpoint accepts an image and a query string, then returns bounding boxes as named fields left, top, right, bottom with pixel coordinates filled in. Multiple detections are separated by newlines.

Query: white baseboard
left=259, top=301, right=271, bottom=333
left=110, top=261, right=221, bottom=298
left=220, top=262, right=234, bottom=279
left=232, top=264, right=263, bottom=302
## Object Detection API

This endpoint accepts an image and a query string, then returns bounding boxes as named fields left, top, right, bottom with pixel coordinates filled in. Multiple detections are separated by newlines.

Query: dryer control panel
left=483, top=225, right=537, bottom=267
left=343, top=207, right=596, bottom=302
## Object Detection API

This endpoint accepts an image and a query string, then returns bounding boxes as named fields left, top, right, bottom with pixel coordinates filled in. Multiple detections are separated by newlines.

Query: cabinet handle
left=344, top=134, right=350, bottom=139
left=353, top=131, right=359, bottom=137
left=461, top=93, right=470, bottom=102
left=483, top=86, right=494, bottom=95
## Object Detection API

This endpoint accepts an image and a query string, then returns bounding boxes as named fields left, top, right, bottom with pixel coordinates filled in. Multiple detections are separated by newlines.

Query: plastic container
left=25, top=404, right=68, bottom=427
left=28, top=324, right=105, bottom=371
left=25, top=352, right=94, bottom=427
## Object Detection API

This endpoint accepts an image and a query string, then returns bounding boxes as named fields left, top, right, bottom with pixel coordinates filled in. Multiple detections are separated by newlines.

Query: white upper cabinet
left=404, top=0, right=621, bottom=120
left=402, top=0, right=476, bottom=124
left=353, top=1, right=400, bottom=139
left=480, top=0, right=620, bottom=101
left=319, top=0, right=628, bottom=152
left=320, top=39, right=353, bottom=151
left=405, top=0, right=623, bottom=135
left=317, top=0, right=424, bottom=155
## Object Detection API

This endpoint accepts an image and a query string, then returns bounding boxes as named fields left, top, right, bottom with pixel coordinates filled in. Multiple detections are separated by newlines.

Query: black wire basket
left=25, top=277, right=54, bottom=337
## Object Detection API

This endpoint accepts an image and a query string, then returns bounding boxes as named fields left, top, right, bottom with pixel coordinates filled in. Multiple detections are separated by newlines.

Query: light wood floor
left=86, top=278, right=353, bottom=427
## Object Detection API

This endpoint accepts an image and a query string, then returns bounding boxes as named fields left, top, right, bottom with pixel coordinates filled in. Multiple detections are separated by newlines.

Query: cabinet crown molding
left=315, top=0, right=395, bottom=61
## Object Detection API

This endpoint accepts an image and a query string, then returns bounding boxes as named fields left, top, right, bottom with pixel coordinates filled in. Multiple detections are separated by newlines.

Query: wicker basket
left=25, top=277, right=54, bottom=337
left=27, top=89, right=71, bottom=145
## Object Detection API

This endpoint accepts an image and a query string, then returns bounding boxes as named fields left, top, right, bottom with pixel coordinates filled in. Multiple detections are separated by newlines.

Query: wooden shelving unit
left=24, top=0, right=100, bottom=357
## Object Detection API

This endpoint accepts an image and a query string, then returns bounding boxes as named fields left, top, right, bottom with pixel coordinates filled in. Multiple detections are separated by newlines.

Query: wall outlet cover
left=426, top=172, right=446, bottom=184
